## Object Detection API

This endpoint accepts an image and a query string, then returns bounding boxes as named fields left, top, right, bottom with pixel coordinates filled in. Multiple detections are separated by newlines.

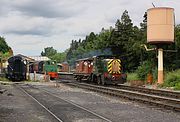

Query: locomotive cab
left=44, top=60, right=58, bottom=80
left=7, top=56, right=27, bottom=81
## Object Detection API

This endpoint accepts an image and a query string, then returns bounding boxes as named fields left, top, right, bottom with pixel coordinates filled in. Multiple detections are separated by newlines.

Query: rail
left=58, top=72, right=180, bottom=99
left=14, top=83, right=63, bottom=122
left=15, top=83, right=112, bottom=122
left=110, top=84, right=180, bottom=99
left=64, top=82, right=180, bottom=112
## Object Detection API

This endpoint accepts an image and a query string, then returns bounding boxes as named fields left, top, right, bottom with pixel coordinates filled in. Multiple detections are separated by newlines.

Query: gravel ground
left=19, top=83, right=109, bottom=122
left=1, top=81, right=180, bottom=122
left=32, top=81, right=180, bottom=122
left=0, top=82, right=58, bottom=122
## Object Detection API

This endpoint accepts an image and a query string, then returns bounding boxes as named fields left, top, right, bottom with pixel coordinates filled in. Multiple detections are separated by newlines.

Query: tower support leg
left=158, top=48, right=163, bottom=84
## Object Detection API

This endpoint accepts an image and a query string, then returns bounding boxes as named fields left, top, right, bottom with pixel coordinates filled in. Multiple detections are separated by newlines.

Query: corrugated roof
left=16, top=54, right=35, bottom=62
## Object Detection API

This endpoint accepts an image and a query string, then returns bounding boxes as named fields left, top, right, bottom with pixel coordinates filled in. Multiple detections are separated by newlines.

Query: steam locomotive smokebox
left=147, top=7, right=174, bottom=44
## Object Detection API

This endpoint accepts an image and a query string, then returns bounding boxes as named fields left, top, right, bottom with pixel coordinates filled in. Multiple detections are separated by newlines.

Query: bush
left=174, top=82, right=180, bottom=90
left=152, top=67, right=158, bottom=82
left=163, top=69, right=180, bottom=90
left=136, top=60, right=155, bottom=81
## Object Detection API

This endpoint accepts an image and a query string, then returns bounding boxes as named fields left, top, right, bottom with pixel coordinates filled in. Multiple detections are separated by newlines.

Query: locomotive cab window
left=47, top=61, right=50, bottom=65
left=23, top=60, right=27, bottom=65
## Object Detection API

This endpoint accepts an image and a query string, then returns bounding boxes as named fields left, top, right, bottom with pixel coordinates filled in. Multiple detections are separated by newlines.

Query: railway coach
left=29, top=60, right=58, bottom=80
left=73, top=55, right=127, bottom=85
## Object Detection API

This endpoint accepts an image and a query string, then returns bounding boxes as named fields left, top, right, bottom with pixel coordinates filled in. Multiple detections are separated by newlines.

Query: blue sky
left=0, top=0, right=179, bottom=56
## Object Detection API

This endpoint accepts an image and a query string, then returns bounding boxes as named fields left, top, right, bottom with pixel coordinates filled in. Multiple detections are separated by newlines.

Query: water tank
left=147, top=7, right=174, bottom=44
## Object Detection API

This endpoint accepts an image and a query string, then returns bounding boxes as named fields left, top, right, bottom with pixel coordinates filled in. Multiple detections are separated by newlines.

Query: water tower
left=147, top=7, right=175, bottom=84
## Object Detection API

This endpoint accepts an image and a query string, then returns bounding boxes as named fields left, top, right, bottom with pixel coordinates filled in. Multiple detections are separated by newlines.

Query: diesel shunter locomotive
left=29, top=60, right=58, bottom=80
left=73, top=55, right=127, bottom=85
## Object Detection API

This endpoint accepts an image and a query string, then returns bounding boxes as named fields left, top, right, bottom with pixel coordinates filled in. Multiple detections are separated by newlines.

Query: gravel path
left=18, top=83, right=110, bottom=122
left=0, top=81, right=180, bottom=122
left=0, top=82, right=58, bottom=122
left=33, top=82, right=180, bottom=122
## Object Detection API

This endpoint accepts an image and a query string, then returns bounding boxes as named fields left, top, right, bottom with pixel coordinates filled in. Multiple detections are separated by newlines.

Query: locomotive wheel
left=78, top=77, right=82, bottom=82
left=50, top=77, right=55, bottom=80
left=92, top=75, right=96, bottom=83
left=101, top=75, right=105, bottom=85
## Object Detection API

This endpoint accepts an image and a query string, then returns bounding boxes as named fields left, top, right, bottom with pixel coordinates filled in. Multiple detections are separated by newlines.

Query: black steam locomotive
left=6, top=55, right=27, bottom=81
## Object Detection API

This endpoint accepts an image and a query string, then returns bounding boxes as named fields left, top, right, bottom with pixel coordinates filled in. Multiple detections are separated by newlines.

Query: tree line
left=65, top=10, right=180, bottom=72
left=42, top=10, right=180, bottom=72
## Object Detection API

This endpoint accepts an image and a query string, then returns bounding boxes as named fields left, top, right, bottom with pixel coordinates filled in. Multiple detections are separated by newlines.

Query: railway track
left=57, top=73, right=180, bottom=99
left=64, top=82, right=180, bottom=112
left=14, top=83, right=63, bottom=122
left=14, top=83, right=112, bottom=122
left=109, top=84, right=180, bottom=99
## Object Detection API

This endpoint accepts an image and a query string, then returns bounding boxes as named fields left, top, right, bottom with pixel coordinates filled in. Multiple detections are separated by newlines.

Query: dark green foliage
left=41, top=47, right=66, bottom=63
left=64, top=10, right=180, bottom=76
left=41, top=47, right=57, bottom=57
left=136, top=60, right=154, bottom=81
left=174, top=82, right=180, bottom=90
left=51, top=52, right=66, bottom=63
left=0, top=36, right=12, bottom=66
left=0, top=37, right=11, bottom=53
left=152, top=67, right=158, bottom=82
left=110, top=10, right=142, bottom=71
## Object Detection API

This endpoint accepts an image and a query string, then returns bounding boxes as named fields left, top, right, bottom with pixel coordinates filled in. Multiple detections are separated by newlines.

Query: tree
left=41, top=47, right=67, bottom=63
left=85, top=32, right=97, bottom=50
left=0, top=37, right=11, bottom=53
left=41, top=47, right=57, bottom=57
left=51, top=52, right=66, bottom=63
left=110, top=10, right=134, bottom=56
left=163, top=24, right=180, bottom=70
left=95, top=28, right=111, bottom=50
left=0, top=37, right=12, bottom=73
left=140, top=12, right=147, bottom=32
left=65, top=10, right=180, bottom=72
left=174, top=24, right=180, bottom=69
left=111, top=10, right=137, bottom=71
left=119, top=10, right=134, bottom=48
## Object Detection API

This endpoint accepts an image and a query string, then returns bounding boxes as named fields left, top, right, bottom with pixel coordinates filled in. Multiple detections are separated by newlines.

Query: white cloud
left=0, top=0, right=179, bottom=56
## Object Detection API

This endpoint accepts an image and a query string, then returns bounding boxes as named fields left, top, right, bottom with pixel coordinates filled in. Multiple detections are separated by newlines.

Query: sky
left=0, top=0, right=179, bottom=56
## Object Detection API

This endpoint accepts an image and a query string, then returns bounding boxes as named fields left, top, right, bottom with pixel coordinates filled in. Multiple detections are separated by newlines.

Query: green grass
left=163, top=69, right=180, bottom=90
left=127, top=70, right=180, bottom=90
left=127, top=73, right=140, bottom=81
left=0, top=77, right=9, bottom=81
left=25, top=79, right=40, bottom=82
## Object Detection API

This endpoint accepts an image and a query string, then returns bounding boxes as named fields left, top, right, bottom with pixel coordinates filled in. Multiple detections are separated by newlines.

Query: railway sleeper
left=70, top=83, right=180, bottom=105
left=115, top=85, right=180, bottom=99
left=65, top=83, right=180, bottom=112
